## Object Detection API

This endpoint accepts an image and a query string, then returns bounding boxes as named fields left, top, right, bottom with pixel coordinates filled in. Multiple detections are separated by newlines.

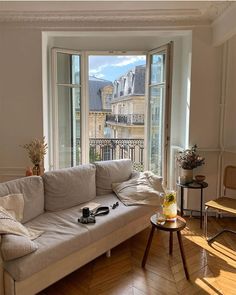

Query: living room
left=0, top=1, right=236, bottom=294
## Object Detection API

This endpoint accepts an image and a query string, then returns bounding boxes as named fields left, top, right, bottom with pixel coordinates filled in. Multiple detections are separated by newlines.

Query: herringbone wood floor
left=38, top=217, right=236, bottom=295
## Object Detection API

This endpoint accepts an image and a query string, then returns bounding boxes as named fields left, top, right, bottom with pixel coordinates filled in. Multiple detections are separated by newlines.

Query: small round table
left=177, top=181, right=208, bottom=228
left=142, top=215, right=189, bottom=280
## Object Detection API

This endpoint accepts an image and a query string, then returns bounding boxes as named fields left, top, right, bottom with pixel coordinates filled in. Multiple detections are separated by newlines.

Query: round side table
left=142, top=215, right=189, bottom=280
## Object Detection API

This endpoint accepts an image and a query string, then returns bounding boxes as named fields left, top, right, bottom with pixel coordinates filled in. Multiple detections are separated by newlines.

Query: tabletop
left=177, top=181, right=208, bottom=189
left=150, top=215, right=186, bottom=232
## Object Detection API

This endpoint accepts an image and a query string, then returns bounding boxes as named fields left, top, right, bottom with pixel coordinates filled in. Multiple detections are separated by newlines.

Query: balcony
left=106, top=114, right=144, bottom=125
left=89, top=138, right=144, bottom=171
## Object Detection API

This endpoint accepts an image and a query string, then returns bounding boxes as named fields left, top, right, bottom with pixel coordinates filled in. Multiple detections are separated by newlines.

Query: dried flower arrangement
left=22, top=137, right=48, bottom=166
left=176, top=145, right=205, bottom=170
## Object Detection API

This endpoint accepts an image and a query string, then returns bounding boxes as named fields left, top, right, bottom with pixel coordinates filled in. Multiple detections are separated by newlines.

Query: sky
left=89, top=55, right=146, bottom=82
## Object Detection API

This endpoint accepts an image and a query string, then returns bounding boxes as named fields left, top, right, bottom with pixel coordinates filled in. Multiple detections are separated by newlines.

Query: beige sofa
left=0, top=159, right=155, bottom=295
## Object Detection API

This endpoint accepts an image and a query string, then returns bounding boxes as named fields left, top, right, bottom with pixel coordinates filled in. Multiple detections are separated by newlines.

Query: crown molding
left=212, top=2, right=236, bottom=46
left=0, top=2, right=231, bottom=25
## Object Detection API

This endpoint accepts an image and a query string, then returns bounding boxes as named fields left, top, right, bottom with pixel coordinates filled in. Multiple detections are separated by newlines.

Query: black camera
left=78, top=207, right=96, bottom=224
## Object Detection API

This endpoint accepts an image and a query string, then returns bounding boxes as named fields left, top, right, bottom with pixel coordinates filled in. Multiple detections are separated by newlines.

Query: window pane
left=57, top=53, right=71, bottom=84
left=88, top=55, right=146, bottom=171
left=57, top=53, right=80, bottom=85
left=150, top=54, right=165, bottom=84
left=72, top=55, right=80, bottom=85
left=72, top=87, right=81, bottom=166
left=58, top=86, right=81, bottom=168
left=58, top=86, right=72, bottom=168
left=149, top=85, right=164, bottom=175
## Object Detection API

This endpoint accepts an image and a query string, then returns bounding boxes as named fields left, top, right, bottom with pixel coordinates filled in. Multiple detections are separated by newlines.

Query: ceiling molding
left=212, top=2, right=236, bottom=46
left=0, top=1, right=232, bottom=26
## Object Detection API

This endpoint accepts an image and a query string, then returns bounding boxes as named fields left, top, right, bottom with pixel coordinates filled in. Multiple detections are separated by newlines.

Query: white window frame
left=145, top=43, right=173, bottom=186
left=51, top=48, right=172, bottom=179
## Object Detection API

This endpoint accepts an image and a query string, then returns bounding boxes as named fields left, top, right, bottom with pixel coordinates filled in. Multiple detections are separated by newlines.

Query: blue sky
left=89, top=55, right=146, bottom=82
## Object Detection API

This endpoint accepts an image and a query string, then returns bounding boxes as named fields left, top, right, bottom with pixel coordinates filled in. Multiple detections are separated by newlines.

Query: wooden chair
left=204, top=165, right=236, bottom=242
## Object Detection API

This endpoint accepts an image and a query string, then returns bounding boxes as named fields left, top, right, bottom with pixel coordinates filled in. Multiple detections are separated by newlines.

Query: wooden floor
left=38, top=217, right=236, bottom=295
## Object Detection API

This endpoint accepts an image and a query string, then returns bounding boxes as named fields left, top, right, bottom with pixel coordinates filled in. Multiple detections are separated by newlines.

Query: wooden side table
left=177, top=181, right=208, bottom=228
left=142, top=215, right=189, bottom=280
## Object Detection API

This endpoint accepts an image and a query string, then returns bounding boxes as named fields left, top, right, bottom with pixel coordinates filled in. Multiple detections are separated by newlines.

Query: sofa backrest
left=43, top=164, right=96, bottom=211
left=95, top=159, right=133, bottom=195
left=0, top=176, right=44, bottom=223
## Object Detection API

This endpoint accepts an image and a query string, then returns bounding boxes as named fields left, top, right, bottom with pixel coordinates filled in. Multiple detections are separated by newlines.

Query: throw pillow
left=112, top=171, right=164, bottom=206
left=1, top=234, right=38, bottom=261
left=0, top=193, right=24, bottom=221
left=0, top=206, right=43, bottom=240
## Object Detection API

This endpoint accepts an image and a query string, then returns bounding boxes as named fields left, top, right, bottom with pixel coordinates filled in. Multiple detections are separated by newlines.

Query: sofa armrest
left=0, top=236, right=4, bottom=295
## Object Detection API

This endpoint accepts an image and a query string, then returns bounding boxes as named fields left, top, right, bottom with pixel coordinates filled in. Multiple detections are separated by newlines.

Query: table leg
left=177, top=231, right=189, bottom=280
left=200, top=187, right=203, bottom=229
left=181, top=187, right=184, bottom=216
left=142, top=225, right=155, bottom=268
left=169, top=231, right=173, bottom=255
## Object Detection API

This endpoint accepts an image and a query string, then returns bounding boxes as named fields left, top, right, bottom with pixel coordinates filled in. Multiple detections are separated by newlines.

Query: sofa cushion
left=80, top=194, right=155, bottom=242
left=43, top=164, right=96, bottom=211
left=0, top=177, right=44, bottom=223
left=95, top=159, right=133, bottom=195
left=4, top=194, right=154, bottom=281
left=1, top=234, right=38, bottom=261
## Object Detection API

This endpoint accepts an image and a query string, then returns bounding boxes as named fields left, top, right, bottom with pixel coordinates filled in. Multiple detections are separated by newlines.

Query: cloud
left=93, top=73, right=105, bottom=78
left=113, top=56, right=146, bottom=67
left=89, top=55, right=146, bottom=81
left=89, top=64, right=109, bottom=75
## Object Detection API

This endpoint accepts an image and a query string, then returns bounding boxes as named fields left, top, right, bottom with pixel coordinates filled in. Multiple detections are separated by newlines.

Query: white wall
left=221, top=34, right=236, bottom=197
left=187, top=27, right=222, bottom=209
left=0, top=24, right=227, bottom=208
left=0, top=28, right=43, bottom=180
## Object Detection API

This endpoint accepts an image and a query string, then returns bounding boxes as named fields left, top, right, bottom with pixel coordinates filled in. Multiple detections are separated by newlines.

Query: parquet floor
left=38, top=217, right=236, bottom=295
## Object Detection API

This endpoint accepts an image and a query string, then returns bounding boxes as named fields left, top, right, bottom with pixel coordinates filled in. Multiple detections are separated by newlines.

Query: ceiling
left=0, top=1, right=233, bottom=25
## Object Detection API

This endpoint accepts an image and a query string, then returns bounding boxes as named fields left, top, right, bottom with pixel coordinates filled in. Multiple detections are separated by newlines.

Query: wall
left=0, top=27, right=43, bottom=180
left=221, top=34, right=236, bottom=197
left=187, top=27, right=222, bottom=209
left=0, top=24, right=222, bottom=202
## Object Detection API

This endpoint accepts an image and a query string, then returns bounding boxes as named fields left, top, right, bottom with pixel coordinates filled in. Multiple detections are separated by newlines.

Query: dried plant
left=22, top=137, right=48, bottom=165
left=176, top=145, right=205, bottom=170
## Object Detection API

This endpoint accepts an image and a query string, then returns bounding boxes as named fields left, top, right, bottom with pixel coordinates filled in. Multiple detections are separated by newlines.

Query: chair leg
left=207, top=229, right=236, bottom=243
left=204, top=205, right=208, bottom=239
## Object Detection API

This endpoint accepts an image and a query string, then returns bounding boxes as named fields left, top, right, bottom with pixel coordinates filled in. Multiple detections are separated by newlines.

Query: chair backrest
left=223, top=166, right=236, bottom=191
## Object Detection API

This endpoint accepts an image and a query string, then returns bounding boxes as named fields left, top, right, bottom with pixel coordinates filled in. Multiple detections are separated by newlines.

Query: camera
left=78, top=207, right=96, bottom=224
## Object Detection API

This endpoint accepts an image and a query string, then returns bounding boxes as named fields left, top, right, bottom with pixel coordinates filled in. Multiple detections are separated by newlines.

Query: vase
left=180, top=169, right=193, bottom=184
left=32, top=164, right=40, bottom=176
left=163, top=191, right=177, bottom=221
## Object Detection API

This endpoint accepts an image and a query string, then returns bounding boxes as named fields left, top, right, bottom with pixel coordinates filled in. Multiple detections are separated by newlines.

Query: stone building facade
left=106, top=65, right=145, bottom=139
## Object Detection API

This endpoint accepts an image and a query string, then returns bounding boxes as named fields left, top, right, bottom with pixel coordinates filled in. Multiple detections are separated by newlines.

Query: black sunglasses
left=111, top=201, right=119, bottom=209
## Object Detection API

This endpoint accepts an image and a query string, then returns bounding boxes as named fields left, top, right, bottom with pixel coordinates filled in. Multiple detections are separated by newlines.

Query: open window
left=51, top=45, right=172, bottom=182
left=146, top=43, right=172, bottom=184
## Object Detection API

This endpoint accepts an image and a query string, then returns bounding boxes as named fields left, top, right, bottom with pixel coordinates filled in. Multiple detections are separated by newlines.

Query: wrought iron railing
left=89, top=138, right=144, bottom=171
left=106, top=114, right=144, bottom=125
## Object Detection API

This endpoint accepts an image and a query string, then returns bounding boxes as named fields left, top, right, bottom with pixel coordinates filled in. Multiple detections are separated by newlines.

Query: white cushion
left=95, top=159, right=133, bottom=195
left=0, top=176, right=44, bottom=223
left=112, top=171, right=164, bottom=206
left=43, top=164, right=96, bottom=211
